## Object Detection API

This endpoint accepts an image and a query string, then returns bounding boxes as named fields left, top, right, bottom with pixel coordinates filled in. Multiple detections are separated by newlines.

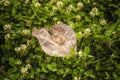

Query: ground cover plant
left=0, top=0, right=120, bottom=80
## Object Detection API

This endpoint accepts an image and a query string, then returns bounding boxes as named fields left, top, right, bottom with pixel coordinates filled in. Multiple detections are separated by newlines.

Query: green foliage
left=0, top=0, right=120, bottom=80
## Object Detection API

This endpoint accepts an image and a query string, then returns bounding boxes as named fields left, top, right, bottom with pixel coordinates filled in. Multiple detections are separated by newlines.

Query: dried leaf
left=32, top=23, right=77, bottom=57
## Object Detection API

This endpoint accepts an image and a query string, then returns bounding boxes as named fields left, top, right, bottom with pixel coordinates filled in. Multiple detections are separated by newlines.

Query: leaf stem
left=30, top=4, right=41, bottom=21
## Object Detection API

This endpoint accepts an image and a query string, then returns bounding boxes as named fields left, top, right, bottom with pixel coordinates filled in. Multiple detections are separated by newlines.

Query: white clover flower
left=77, top=2, right=83, bottom=10
left=69, top=5, right=74, bottom=9
left=89, top=11, right=95, bottom=17
left=100, top=19, right=107, bottom=25
left=57, top=21, right=62, bottom=24
left=76, top=15, right=81, bottom=21
left=20, top=44, right=27, bottom=51
left=112, top=31, right=116, bottom=35
left=3, top=24, right=11, bottom=31
left=4, top=0, right=10, bottom=6
left=25, top=64, right=31, bottom=69
left=27, top=39, right=33, bottom=46
left=53, top=6, right=57, bottom=11
left=53, top=51, right=59, bottom=56
left=87, top=0, right=90, bottom=3
left=21, top=67, right=28, bottom=74
left=92, top=7, right=98, bottom=12
left=74, top=76, right=81, bottom=80
left=79, top=32, right=82, bottom=35
left=86, top=28, right=91, bottom=32
left=52, top=6, right=57, bottom=11
left=43, top=20, right=47, bottom=23
left=22, top=29, right=30, bottom=35
left=25, top=0, right=29, bottom=4
left=50, top=0, right=56, bottom=3
left=78, top=50, right=83, bottom=57
left=15, top=44, right=27, bottom=52
left=74, top=76, right=78, bottom=80
left=4, top=78, right=10, bottom=80
left=57, top=1, right=63, bottom=8
left=15, top=47, right=21, bottom=52
left=4, top=34, right=10, bottom=40
left=90, top=7, right=98, bottom=17
left=92, top=7, right=98, bottom=15
left=34, top=2, right=41, bottom=7
left=66, top=4, right=74, bottom=13
left=78, top=77, right=81, bottom=80
left=83, top=28, right=91, bottom=36
left=93, top=2, right=97, bottom=6
left=16, top=60, right=22, bottom=65
left=118, top=25, right=120, bottom=27
left=53, top=17, right=58, bottom=21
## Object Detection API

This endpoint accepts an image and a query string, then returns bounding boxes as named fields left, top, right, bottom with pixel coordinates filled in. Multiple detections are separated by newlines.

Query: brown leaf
left=32, top=23, right=77, bottom=57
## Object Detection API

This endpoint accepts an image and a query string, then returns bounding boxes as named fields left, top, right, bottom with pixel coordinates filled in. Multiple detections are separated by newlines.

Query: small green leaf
left=105, top=30, right=112, bottom=36
left=57, top=69, right=64, bottom=74
left=116, top=64, right=120, bottom=70
left=36, top=68, right=41, bottom=73
left=76, top=32, right=83, bottom=39
left=113, top=72, right=118, bottom=79
left=105, top=72, right=110, bottom=79
left=65, top=68, right=71, bottom=74
left=84, top=70, right=95, bottom=78
left=9, top=73, right=20, bottom=80
left=47, top=63, right=57, bottom=72
left=84, top=46, right=90, bottom=56
left=95, top=62, right=101, bottom=70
